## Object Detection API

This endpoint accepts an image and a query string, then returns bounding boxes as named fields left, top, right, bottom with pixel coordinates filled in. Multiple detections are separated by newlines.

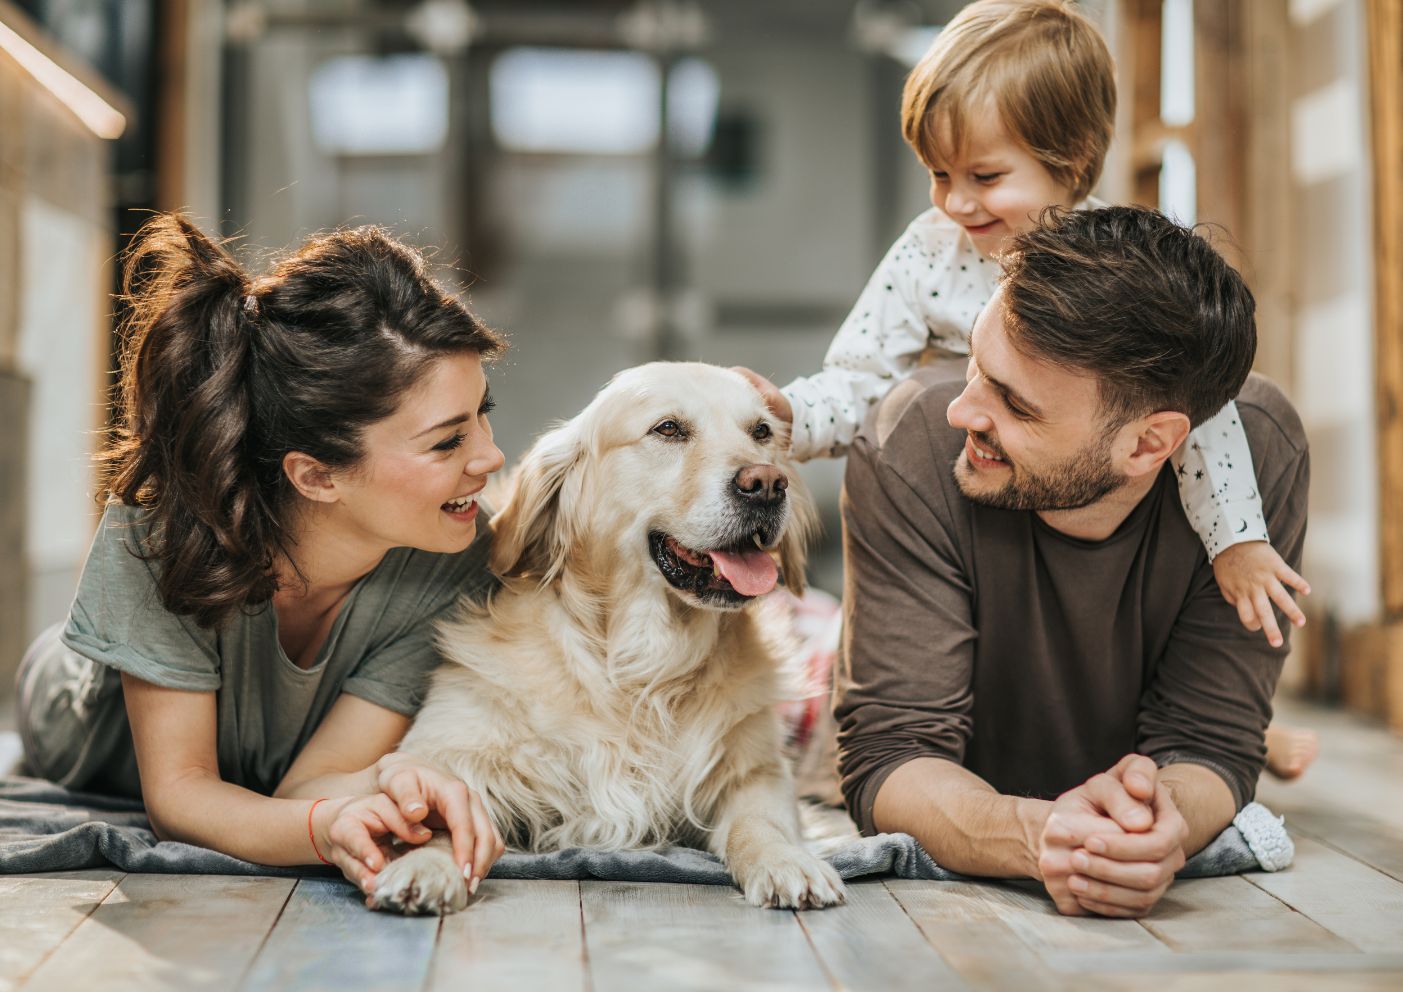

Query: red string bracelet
left=308, top=797, right=333, bottom=865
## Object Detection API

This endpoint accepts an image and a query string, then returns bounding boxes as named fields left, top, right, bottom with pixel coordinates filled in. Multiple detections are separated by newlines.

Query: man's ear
left=283, top=451, right=341, bottom=503
left=1123, top=411, right=1191, bottom=479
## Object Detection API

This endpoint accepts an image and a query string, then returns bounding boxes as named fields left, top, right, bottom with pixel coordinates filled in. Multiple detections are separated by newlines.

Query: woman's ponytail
left=104, top=214, right=279, bottom=628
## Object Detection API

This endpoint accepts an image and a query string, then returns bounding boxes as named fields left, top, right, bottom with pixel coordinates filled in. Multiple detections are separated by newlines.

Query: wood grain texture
left=1248, top=835, right=1403, bottom=952
left=21, top=874, right=293, bottom=992
left=580, top=881, right=829, bottom=992
left=972, top=879, right=1169, bottom=957
left=1072, top=965, right=1403, bottom=990
left=795, top=879, right=967, bottom=991
left=238, top=877, right=438, bottom=992
left=1138, top=874, right=1352, bottom=953
left=0, top=870, right=123, bottom=992
left=884, top=879, right=1058, bottom=992
left=427, top=880, right=585, bottom=992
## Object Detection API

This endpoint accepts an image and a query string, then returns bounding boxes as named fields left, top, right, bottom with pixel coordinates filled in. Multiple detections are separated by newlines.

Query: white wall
left=17, top=195, right=107, bottom=641
left=1286, top=0, right=1378, bottom=625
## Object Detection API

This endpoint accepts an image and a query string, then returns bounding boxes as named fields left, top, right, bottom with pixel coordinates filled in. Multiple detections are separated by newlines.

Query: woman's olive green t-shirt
left=37, top=503, right=494, bottom=798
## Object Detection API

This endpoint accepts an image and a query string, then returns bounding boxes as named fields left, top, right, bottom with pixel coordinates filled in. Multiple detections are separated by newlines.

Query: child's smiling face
left=927, top=105, right=1079, bottom=258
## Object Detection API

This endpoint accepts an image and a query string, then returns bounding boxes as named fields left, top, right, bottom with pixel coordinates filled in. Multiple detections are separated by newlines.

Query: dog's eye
left=752, top=422, right=772, bottom=443
left=651, top=419, right=685, bottom=438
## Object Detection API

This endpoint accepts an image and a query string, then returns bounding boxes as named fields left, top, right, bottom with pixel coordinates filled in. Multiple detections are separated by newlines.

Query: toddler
left=744, top=0, right=1316, bottom=780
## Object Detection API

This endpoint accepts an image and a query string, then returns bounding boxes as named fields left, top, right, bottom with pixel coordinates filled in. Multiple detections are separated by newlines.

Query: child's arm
left=1176, top=402, right=1310, bottom=646
left=782, top=229, right=944, bottom=461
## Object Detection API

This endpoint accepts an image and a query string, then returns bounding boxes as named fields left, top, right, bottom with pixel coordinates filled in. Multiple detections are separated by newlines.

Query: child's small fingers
left=1268, top=581, right=1307, bottom=628
left=1235, top=596, right=1259, bottom=632
left=1276, top=563, right=1311, bottom=596
left=1254, top=590, right=1283, bottom=647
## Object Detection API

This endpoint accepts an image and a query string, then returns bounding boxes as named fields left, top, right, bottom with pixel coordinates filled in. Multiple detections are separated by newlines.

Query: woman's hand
left=374, top=753, right=506, bottom=893
left=312, top=792, right=436, bottom=893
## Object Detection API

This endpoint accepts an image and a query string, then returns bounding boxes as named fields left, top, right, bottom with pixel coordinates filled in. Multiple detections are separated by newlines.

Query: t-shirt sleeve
left=60, top=504, right=222, bottom=692
left=834, top=381, right=978, bottom=834
left=1137, top=383, right=1310, bottom=809
left=339, top=517, right=498, bottom=716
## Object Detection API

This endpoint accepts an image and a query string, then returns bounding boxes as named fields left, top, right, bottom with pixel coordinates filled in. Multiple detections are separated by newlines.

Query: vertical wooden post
left=1367, top=0, right=1403, bottom=732
left=1123, top=0, right=1164, bottom=209
left=1371, top=0, right=1403, bottom=613
left=1192, top=0, right=1246, bottom=271
left=1240, top=0, right=1294, bottom=392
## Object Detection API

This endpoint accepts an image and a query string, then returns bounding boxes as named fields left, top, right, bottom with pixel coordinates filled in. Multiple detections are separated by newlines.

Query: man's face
left=946, top=290, right=1127, bottom=511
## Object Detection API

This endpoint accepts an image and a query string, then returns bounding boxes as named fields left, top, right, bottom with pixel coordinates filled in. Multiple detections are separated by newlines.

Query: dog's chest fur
left=404, top=588, right=787, bottom=852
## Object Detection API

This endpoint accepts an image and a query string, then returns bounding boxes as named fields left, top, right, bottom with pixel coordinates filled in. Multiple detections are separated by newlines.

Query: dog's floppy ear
left=778, top=468, right=818, bottom=597
left=488, top=417, right=585, bottom=581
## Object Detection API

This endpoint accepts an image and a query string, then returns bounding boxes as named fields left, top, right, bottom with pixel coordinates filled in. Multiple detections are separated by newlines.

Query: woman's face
left=332, top=350, right=505, bottom=555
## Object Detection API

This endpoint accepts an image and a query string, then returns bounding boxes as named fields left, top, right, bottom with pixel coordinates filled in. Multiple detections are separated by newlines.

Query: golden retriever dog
left=371, top=362, right=846, bottom=915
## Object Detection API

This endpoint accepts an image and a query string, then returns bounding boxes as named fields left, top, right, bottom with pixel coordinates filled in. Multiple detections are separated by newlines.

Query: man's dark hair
left=1000, top=206, right=1256, bottom=428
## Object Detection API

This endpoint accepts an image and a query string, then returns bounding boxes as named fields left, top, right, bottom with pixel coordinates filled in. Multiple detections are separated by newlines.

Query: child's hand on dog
left=1212, top=540, right=1310, bottom=648
left=731, top=366, right=794, bottom=429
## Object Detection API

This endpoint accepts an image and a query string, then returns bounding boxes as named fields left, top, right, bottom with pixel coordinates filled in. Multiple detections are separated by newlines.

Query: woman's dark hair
left=1000, top=205, right=1257, bottom=429
left=104, top=214, right=506, bottom=629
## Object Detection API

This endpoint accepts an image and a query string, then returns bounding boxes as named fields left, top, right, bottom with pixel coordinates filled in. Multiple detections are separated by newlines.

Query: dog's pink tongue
left=709, top=548, right=779, bottom=596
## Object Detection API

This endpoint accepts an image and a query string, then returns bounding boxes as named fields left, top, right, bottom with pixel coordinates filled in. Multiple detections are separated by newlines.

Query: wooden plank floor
left=4, top=698, right=1402, bottom=991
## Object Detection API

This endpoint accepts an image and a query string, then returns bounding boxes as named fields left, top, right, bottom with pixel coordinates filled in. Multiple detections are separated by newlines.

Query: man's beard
left=954, top=430, right=1125, bottom=512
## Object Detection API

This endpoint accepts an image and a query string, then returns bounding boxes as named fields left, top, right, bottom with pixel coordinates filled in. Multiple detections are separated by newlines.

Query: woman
left=16, top=214, right=507, bottom=898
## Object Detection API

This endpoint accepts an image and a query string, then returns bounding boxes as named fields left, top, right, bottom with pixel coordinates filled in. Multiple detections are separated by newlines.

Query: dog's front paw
left=735, top=846, right=846, bottom=910
left=369, top=845, right=470, bottom=916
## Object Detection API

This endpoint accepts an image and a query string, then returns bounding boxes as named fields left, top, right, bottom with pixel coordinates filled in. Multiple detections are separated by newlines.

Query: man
left=834, top=206, right=1309, bottom=918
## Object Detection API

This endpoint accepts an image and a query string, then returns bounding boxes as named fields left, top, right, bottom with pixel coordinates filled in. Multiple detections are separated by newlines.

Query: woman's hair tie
left=242, top=293, right=260, bottom=320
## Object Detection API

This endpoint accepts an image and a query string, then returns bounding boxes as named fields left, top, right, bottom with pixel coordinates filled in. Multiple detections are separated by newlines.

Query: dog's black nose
left=733, top=464, right=787, bottom=505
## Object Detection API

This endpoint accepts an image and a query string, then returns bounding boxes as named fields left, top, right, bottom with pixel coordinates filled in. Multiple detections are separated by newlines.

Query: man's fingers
left=1084, top=773, right=1153, bottom=833
left=1268, top=579, right=1307, bottom=629
left=1042, top=880, right=1088, bottom=917
left=1085, top=821, right=1185, bottom=865
left=1070, top=849, right=1171, bottom=891
left=1043, top=810, right=1122, bottom=848
left=1068, top=874, right=1163, bottom=914
left=1254, top=590, right=1283, bottom=647
left=1110, top=754, right=1158, bottom=802
left=1074, top=895, right=1151, bottom=919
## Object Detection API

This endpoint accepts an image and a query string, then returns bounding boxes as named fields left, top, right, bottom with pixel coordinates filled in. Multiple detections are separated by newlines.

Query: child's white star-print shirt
left=782, top=205, right=1270, bottom=558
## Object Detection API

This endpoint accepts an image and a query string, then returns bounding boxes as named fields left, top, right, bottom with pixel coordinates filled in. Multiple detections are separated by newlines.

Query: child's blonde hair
left=901, top=0, right=1116, bottom=201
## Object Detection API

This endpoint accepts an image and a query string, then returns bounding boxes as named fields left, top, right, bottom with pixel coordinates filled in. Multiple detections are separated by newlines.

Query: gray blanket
left=0, top=772, right=1293, bottom=883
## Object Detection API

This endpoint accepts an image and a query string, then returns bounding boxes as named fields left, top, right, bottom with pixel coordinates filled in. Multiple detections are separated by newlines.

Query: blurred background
left=1, top=0, right=1400, bottom=737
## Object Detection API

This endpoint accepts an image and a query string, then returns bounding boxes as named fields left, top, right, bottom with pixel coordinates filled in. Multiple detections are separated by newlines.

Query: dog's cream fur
left=372, top=363, right=845, bottom=914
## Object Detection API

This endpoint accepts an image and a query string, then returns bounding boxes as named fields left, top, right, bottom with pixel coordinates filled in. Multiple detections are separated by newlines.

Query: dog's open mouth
left=649, top=531, right=780, bottom=604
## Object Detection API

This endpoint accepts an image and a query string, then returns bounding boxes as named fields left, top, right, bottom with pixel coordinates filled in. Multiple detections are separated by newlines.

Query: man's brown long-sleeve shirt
left=834, top=365, right=1310, bottom=835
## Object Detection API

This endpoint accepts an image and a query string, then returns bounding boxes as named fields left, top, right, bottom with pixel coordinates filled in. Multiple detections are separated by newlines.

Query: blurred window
left=309, top=53, right=449, bottom=156
left=1157, top=0, right=1196, bottom=223
left=490, top=47, right=716, bottom=156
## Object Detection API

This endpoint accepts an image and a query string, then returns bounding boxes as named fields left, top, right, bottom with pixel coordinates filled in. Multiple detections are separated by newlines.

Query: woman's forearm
left=274, top=762, right=380, bottom=801
left=146, top=769, right=349, bottom=866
